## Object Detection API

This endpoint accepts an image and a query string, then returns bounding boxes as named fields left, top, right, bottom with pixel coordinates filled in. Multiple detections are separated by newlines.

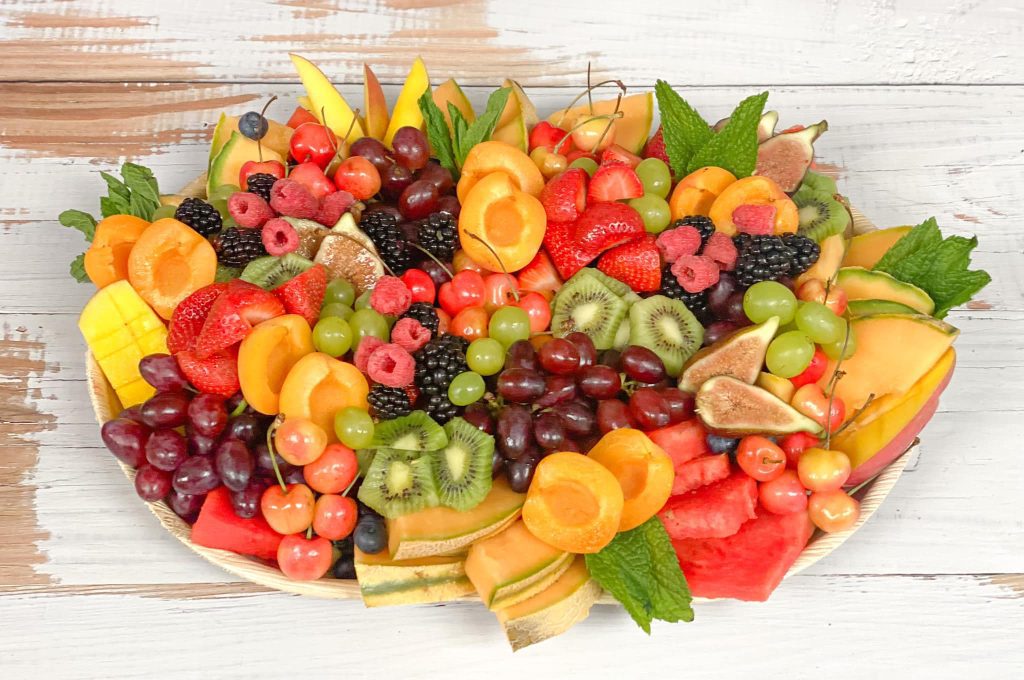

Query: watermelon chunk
left=672, top=507, right=814, bottom=601
left=191, top=487, right=283, bottom=560
left=658, top=470, right=756, bottom=540
left=647, top=419, right=710, bottom=467
left=672, top=454, right=731, bottom=495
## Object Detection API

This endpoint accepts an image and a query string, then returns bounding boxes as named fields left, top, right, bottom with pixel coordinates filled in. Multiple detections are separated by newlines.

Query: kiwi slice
left=357, top=449, right=440, bottom=518
left=612, top=315, right=631, bottom=351
left=240, top=253, right=314, bottom=289
left=570, top=267, right=630, bottom=298
left=628, top=295, right=704, bottom=377
left=798, top=170, right=838, bottom=196
left=370, top=410, right=448, bottom=451
left=551, top=275, right=629, bottom=351
left=215, top=265, right=241, bottom=283
left=432, top=417, right=494, bottom=511
left=793, top=189, right=850, bottom=243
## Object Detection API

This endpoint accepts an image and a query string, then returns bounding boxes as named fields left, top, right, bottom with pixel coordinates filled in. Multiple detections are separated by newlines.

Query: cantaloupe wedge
left=208, top=112, right=292, bottom=165
left=841, top=226, right=912, bottom=269
left=546, top=92, right=654, bottom=155
left=465, top=520, right=571, bottom=610
left=835, top=267, right=935, bottom=316
left=354, top=549, right=473, bottom=607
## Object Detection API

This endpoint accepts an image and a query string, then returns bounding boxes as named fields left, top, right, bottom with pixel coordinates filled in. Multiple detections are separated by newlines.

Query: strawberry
left=573, top=202, right=646, bottom=255
left=643, top=126, right=671, bottom=168
left=167, top=283, right=228, bottom=354
left=194, top=280, right=285, bottom=359
left=597, top=235, right=662, bottom=293
left=273, top=264, right=327, bottom=327
left=587, top=164, right=644, bottom=203
left=540, top=168, right=587, bottom=223
left=176, top=346, right=240, bottom=397
left=600, top=144, right=642, bottom=168
left=543, top=221, right=598, bottom=280
left=517, top=250, right=563, bottom=298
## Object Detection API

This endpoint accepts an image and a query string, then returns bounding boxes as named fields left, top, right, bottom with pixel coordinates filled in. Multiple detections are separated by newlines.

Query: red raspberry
left=366, top=343, right=416, bottom=388
left=369, top=276, right=412, bottom=317
left=671, top=255, right=720, bottom=293
left=269, top=178, right=318, bottom=219
left=701, top=232, right=738, bottom=271
left=353, top=336, right=385, bottom=374
left=228, top=192, right=275, bottom=229
left=732, top=204, right=777, bottom=235
left=390, top=317, right=430, bottom=353
left=261, top=218, right=299, bottom=256
left=656, top=225, right=702, bottom=263
left=315, top=189, right=355, bottom=227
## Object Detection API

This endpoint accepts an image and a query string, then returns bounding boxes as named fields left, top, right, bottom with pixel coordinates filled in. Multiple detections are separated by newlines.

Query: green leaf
left=100, top=171, right=130, bottom=203
left=418, top=90, right=459, bottom=179
left=654, top=81, right=712, bottom=176
left=461, top=86, right=511, bottom=151
left=70, top=253, right=89, bottom=283
left=58, top=209, right=97, bottom=241
left=447, top=102, right=472, bottom=164
left=873, top=218, right=942, bottom=273
left=687, top=91, right=768, bottom=177
left=930, top=269, right=992, bottom=318
left=585, top=517, right=694, bottom=633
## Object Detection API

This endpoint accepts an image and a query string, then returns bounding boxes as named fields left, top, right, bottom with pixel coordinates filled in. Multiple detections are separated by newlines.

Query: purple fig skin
left=755, top=121, right=828, bottom=192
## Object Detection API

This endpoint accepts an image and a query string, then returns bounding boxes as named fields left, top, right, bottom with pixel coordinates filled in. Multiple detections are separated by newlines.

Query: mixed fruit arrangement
left=64, top=55, right=991, bottom=651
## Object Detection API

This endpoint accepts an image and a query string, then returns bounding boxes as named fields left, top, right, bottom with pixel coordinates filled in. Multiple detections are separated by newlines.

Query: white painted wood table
left=1, top=2, right=1022, bottom=677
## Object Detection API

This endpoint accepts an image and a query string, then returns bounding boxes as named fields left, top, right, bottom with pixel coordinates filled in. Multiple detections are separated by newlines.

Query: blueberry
left=333, top=554, right=356, bottom=579
left=706, top=434, right=740, bottom=455
left=353, top=514, right=388, bottom=554
left=239, top=111, right=269, bottom=141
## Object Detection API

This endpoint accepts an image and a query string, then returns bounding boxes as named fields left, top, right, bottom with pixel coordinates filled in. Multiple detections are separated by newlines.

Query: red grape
left=506, top=456, right=538, bottom=493
left=134, top=464, right=172, bottom=502
left=658, top=387, right=695, bottom=424
left=100, top=418, right=151, bottom=467
left=703, top=321, right=740, bottom=346
left=619, top=346, right=666, bottom=383
left=707, top=273, right=738, bottom=319
left=629, top=388, right=671, bottom=430
left=597, top=399, right=636, bottom=433
left=381, top=163, right=413, bottom=201
left=230, top=478, right=267, bottom=519
left=437, top=194, right=461, bottom=217
left=227, top=413, right=263, bottom=444
left=253, top=442, right=296, bottom=478
left=534, top=411, right=567, bottom=450
left=538, top=338, right=581, bottom=375
left=349, top=137, right=391, bottom=174
left=187, top=393, right=228, bottom=438
left=419, top=258, right=452, bottom=288
left=145, top=428, right=188, bottom=471
left=565, top=332, right=597, bottom=368
left=491, top=449, right=505, bottom=479
left=462, top=402, right=495, bottom=434
left=172, top=456, right=221, bottom=495
left=167, top=489, right=204, bottom=522
left=504, top=340, right=539, bottom=371
left=578, top=365, right=622, bottom=399
left=139, top=353, right=189, bottom=392
left=534, top=374, right=578, bottom=408
left=497, top=368, right=546, bottom=403
left=398, top=179, right=440, bottom=220
left=553, top=401, right=595, bottom=437
left=214, top=439, right=254, bottom=492
left=417, top=161, right=454, bottom=194
left=391, top=127, right=429, bottom=171
left=140, top=391, right=190, bottom=429
left=186, top=426, right=218, bottom=457
left=118, top=405, right=144, bottom=423
left=496, top=404, right=534, bottom=460
left=724, top=291, right=748, bottom=324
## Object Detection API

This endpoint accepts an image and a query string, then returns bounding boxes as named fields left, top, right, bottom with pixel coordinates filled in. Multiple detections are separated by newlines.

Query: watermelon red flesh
left=672, top=507, right=814, bottom=601
left=658, top=470, right=757, bottom=540
left=672, top=454, right=731, bottom=495
left=647, top=419, right=710, bottom=467
left=191, top=487, right=283, bottom=560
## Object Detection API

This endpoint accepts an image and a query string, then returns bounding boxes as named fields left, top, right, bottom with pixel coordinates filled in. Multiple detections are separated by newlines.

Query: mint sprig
left=654, top=80, right=712, bottom=176
left=585, top=517, right=694, bottom=633
left=418, top=90, right=459, bottom=179
left=419, top=86, right=512, bottom=180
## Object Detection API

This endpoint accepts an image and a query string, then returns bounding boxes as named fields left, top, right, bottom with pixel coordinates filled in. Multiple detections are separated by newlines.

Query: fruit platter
left=66, top=55, right=990, bottom=651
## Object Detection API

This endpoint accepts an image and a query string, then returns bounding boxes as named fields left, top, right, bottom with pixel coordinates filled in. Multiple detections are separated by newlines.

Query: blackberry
left=781, top=234, right=821, bottom=276
left=245, top=173, right=278, bottom=203
left=658, top=266, right=712, bottom=325
left=359, top=211, right=412, bottom=274
left=414, top=334, right=469, bottom=397
left=215, top=227, right=267, bottom=267
left=416, top=212, right=458, bottom=262
left=733, top=234, right=797, bottom=288
left=422, top=392, right=458, bottom=424
left=174, top=197, right=222, bottom=238
left=400, top=302, right=440, bottom=336
left=674, top=215, right=716, bottom=247
left=367, top=386, right=412, bottom=420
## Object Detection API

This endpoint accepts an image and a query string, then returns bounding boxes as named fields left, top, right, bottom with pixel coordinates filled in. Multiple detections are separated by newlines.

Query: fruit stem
left=552, top=111, right=624, bottom=155
left=555, top=78, right=627, bottom=128
left=824, top=323, right=852, bottom=450
left=406, top=242, right=455, bottom=280
left=592, top=92, right=623, bottom=151
left=831, top=392, right=875, bottom=438
left=255, top=95, right=279, bottom=164
left=266, top=415, right=288, bottom=493
left=306, top=525, right=314, bottom=540
left=229, top=398, right=248, bottom=418
left=463, top=231, right=520, bottom=303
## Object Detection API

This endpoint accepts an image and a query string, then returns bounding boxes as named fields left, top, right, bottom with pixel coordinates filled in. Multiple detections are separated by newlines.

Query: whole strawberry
left=597, top=235, right=662, bottom=293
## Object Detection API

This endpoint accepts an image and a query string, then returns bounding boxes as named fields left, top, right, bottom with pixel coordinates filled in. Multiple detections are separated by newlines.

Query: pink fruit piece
left=269, top=178, right=319, bottom=219
left=656, top=225, right=702, bottom=263
left=261, top=218, right=300, bottom=256
left=369, top=275, right=413, bottom=317
left=228, top=192, right=275, bottom=229
left=701, top=232, right=738, bottom=271
left=671, top=255, right=720, bottom=293
left=658, top=470, right=758, bottom=540
left=315, top=190, right=355, bottom=227
left=732, top=204, right=777, bottom=236
left=390, top=317, right=430, bottom=353
left=366, top=343, right=416, bottom=388
left=353, top=336, right=385, bottom=374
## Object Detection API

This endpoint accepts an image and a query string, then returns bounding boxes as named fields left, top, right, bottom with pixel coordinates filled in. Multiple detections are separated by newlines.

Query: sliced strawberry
left=517, top=250, right=563, bottom=298
left=176, top=346, right=240, bottom=397
left=543, top=221, right=598, bottom=280
left=597, top=235, right=662, bottom=293
left=194, top=280, right=285, bottom=359
left=167, top=283, right=228, bottom=354
left=540, top=168, right=587, bottom=223
left=587, top=164, right=644, bottom=203
left=573, top=202, right=646, bottom=256
left=273, top=264, right=327, bottom=327
left=643, top=126, right=671, bottom=168
left=600, top=144, right=642, bottom=168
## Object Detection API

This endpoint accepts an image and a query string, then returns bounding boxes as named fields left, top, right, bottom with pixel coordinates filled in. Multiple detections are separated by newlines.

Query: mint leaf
left=70, top=253, right=88, bottom=283
left=873, top=218, right=941, bottom=273
left=59, top=209, right=97, bottom=241
left=462, top=86, right=511, bottom=152
left=122, top=162, right=161, bottom=218
left=447, top=102, right=472, bottom=164
left=654, top=81, right=712, bottom=176
left=931, top=269, right=992, bottom=318
left=418, top=90, right=459, bottom=179
left=687, top=91, right=768, bottom=177
left=585, top=517, right=694, bottom=633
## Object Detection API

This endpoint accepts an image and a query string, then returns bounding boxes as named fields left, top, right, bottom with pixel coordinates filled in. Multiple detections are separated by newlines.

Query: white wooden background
left=1, top=1, right=1023, bottom=677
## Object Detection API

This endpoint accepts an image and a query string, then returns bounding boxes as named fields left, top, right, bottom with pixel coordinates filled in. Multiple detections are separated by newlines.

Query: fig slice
left=695, top=375, right=823, bottom=436
left=754, top=120, right=828, bottom=193
left=679, top=317, right=779, bottom=393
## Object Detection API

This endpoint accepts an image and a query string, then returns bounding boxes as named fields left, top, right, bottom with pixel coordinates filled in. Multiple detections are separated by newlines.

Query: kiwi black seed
left=432, top=417, right=495, bottom=511
left=628, top=295, right=704, bottom=377
left=240, top=253, right=314, bottom=289
left=357, top=449, right=440, bottom=518
left=551, top=274, right=629, bottom=351
left=370, top=410, right=449, bottom=451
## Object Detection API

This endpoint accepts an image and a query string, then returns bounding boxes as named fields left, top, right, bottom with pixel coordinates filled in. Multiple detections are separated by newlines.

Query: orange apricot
left=127, top=218, right=217, bottom=319
left=708, top=175, right=799, bottom=236
left=668, top=166, right=737, bottom=220
left=586, top=428, right=674, bottom=531
left=84, top=215, right=151, bottom=288
left=456, top=141, right=545, bottom=204
left=521, top=451, right=624, bottom=554
left=238, top=314, right=315, bottom=415
left=458, top=171, right=546, bottom=272
left=278, top=352, right=369, bottom=442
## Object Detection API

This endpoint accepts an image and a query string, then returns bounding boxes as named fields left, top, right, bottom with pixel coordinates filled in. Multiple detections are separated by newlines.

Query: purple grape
left=629, top=388, right=671, bottom=430
left=538, top=338, right=581, bottom=375
left=436, top=194, right=461, bottom=217
left=100, top=418, right=151, bottom=467
left=226, top=413, right=262, bottom=444
left=140, top=391, right=190, bottom=429
left=284, top=466, right=306, bottom=485
left=723, top=291, right=748, bottom=324
left=167, top=489, right=204, bottom=522
left=419, top=259, right=452, bottom=288
left=172, top=456, right=220, bottom=495
left=462, top=402, right=495, bottom=434
left=391, top=126, right=429, bottom=171
left=504, top=340, right=539, bottom=371
left=214, top=439, right=254, bottom=492
left=186, top=426, right=219, bottom=457
left=139, top=353, right=189, bottom=392
left=703, top=321, right=741, bottom=347
left=145, top=428, right=188, bottom=472
left=506, top=456, right=538, bottom=493
left=659, top=388, right=695, bottom=424
left=496, top=404, right=534, bottom=460
left=533, top=411, right=567, bottom=450
left=619, top=346, right=667, bottom=383
left=578, top=365, right=622, bottom=399
left=118, top=405, right=145, bottom=423
left=497, top=368, right=546, bottom=403
left=230, top=479, right=267, bottom=519
left=565, top=332, right=597, bottom=368
left=707, top=273, right=738, bottom=319
left=418, top=161, right=454, bottom=194
left=491, top=449, right=505, bottom=479
left=134, top=464, right=172, bottom=502
left=398, top=179, right=440, bottom=220
left=187, top=393, right=228, bottom=438
left=381, top=163, right=413, bottom=201
left=534, top=374, right=578, bottom=408
left=596, top=399, right=635, bottom=433
left=350, top=137, right=391, bottom=174
left=553, top=402, right=595, bottom=437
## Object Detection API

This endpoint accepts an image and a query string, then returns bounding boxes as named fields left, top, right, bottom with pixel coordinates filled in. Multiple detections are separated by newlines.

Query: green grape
left=324, top=278, right=356, bottom=307
left=488, top=306, right=531, bottom=347
left=766, top=330, right=815, bottom=378
left=821, top=326, right=856, bottom=360
left=635, top=158, right=671, bottom=198
left=795, top=301, right=844, bottom=344
left=628, top=194, right=672, bottom=234
left=210, top=198, right=230, bottom=219
left=568, top=157, right=599, bottom=176
left=467, top=338, right=505, bottom=376
left=354, top=290, right=373, bottom=311
left=349, top=308, right=389, bottom=349
left=313, top=317, right=353, bottom=357
left=448, top=371, right=486, bottom=406
left=319, top=302, right=354, bottom=320
left=152, top=204, right=177, bottom=220
left=209, top=184, right=241, bottom=203
left=743, top=281, right=797, bottom=325
left=334, top=407, right=374, bottom=449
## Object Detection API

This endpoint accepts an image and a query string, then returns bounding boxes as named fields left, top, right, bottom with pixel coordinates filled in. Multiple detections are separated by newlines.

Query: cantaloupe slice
left=546, top=92, right=654, bottom=155
left=835, top=267, right=935, bottom=316
left=465, top=520, right=571, bottom=610
left=841, top=226, right=912, bottom=269
left=209, top=112, right=292, bottom=165
left=353, top=549, right=473, bottom=607
left=796, top=233, right=846, bottom=286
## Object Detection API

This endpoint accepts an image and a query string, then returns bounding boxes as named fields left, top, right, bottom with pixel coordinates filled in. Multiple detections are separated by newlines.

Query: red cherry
left=791, top=384, right=846, bottom=434
left=312, top=494, right=358, bottom=541
left=528, top=121, right=570, bottom=153
left=400, top=269, right=436, bottom=304
left=288, top=162, right=336, bottom=201
left=438, top=270, right=486, bottom=317
left=790, top=347, right=828, bottom=388
left=514, top=291, right=552, bottom=333
left=289, top=122, right=338, bottom=169
left=779, top=431, right=821, bottom=469
left=333, top=156, right=382, bottom=201
left=240, top=160, right=285, bottom=191
left=277, top=533, right=333, bottom=580
left=482, top=273, right=519, bottom=313
left=286, top=106, right=319, bottom=129
left=260, top=483, right=315, bottom=535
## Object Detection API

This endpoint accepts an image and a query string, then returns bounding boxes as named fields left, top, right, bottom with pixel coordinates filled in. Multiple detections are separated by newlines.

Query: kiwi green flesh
left=799, top=171, right=838, bottom=196
left=358, top=450, right=440, bottom=518
left=240, top=253, right=314, bottom=289
left=571, top=267, right=631, bottom=298
left=551, top=276, right=628, bottom=350
left=433, top=418, right=494, bottom=512
left=370, top=411, right=448, bottom=451
left=628, top=295, right=703, bottom=377
left=794, top=190, right=850, bottom=242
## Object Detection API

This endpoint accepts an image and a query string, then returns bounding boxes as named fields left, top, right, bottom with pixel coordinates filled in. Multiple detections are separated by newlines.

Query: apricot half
left=458, top=171, right=546, bottom=272
left=84, top=215, right=151, bottom=289
left=127, top=218, right=217, bottom=319
left=456, top=141, right=545, bottom=204
left=278, top=352, right=369, bottom=440
left=238, top=315, right=315, bottom=415
left=668, top=166, right=737, bottom=220
left=586, top=428, right=674, bottom=532
left=708, top=175, right=799, bottom=236
left=522, top=452, right=624, bottom=554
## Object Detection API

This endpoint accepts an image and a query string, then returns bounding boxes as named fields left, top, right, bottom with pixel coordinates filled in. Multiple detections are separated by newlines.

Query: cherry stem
left=332, top=231, right=396, bottom=277
left=306, top=525, right=314, bottom=540
left=824, top=323, right=852, bottom=450
left=406, top=242, right=455, bottom=280
left=255, top=95, right=278, bottom=164
left=341, top=473, right=359, bottom=498
left=552, top=111, right=624, bottom=155
left=556, top=78, right=627, bottom=128
left=463, top=231, right=519, bottom=303
left=229, top=398, right=248, bottom=418
left=266, top=415, right=288, bottom=493
left=592, top=92, right=623, bottom=152
left=831, top=392, right=876, bottom=438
